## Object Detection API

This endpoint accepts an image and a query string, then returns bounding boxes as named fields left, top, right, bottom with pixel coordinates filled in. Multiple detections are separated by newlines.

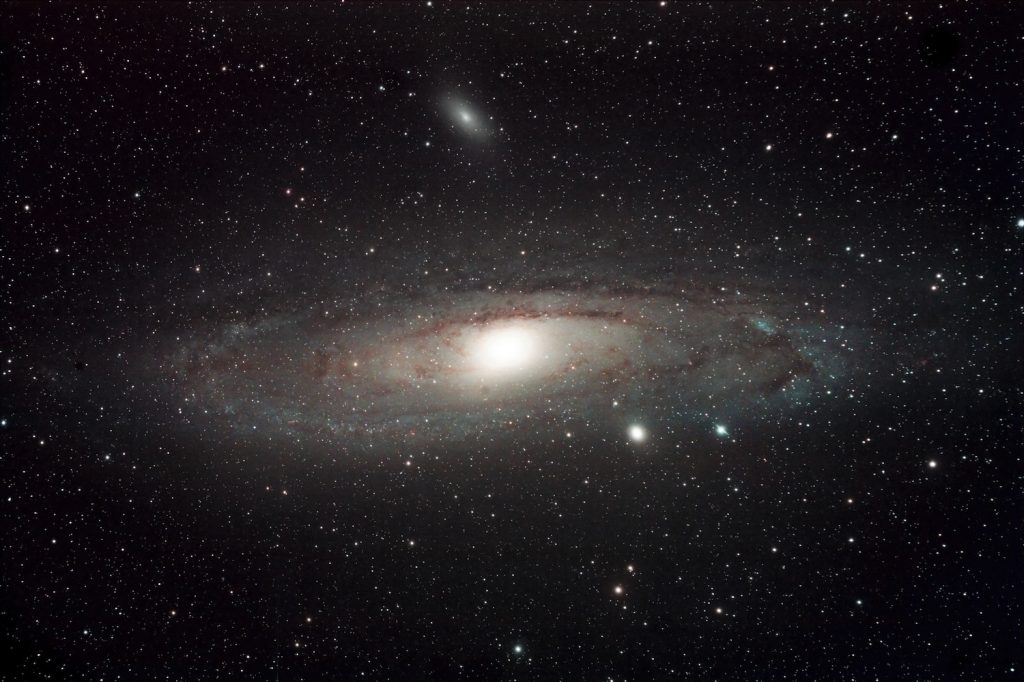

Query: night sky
left=2, top=2, right=1022, bottom=679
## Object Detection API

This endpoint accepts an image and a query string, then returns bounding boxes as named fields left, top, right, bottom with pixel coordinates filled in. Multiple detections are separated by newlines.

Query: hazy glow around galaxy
left=440, top=94, right=490, bottom=139
left=163, top=259, right=852, bottom=449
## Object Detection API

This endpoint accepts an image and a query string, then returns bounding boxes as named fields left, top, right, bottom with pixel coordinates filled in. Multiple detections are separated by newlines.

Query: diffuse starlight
left=168, top=276, right=848, bottom=445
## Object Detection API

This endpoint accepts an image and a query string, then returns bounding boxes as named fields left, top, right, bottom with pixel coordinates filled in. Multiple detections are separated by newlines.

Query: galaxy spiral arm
left=160, top=271, right=860, bottom=448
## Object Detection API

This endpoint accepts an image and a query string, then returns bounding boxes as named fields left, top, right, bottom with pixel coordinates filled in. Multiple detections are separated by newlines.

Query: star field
left=1, top=2, right=1021, bottom=680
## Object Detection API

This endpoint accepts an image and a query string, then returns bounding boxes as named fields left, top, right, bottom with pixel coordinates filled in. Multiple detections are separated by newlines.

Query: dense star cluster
left=1, top=3, right=1021, bottom=680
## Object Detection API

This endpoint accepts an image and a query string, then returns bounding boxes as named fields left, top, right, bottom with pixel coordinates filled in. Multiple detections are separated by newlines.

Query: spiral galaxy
left=166, top=264, right=852, bottom=448
left=4, top=3, right=1018, bottom=679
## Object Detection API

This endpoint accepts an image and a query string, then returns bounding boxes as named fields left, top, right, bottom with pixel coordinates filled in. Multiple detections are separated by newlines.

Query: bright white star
left=628, top=424, right=647, bottom=442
